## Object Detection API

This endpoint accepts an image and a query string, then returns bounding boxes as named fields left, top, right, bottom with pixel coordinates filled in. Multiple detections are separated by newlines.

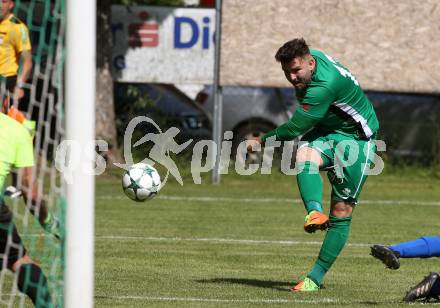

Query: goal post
left=65, top=0, right=96, bottom=307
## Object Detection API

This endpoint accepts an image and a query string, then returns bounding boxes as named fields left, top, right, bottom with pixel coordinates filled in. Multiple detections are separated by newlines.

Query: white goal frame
left=65, top=0, right=96, bottom=307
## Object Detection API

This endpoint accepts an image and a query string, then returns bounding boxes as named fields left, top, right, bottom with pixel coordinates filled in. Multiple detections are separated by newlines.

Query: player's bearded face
left=282, top=56, right=314, bottom=89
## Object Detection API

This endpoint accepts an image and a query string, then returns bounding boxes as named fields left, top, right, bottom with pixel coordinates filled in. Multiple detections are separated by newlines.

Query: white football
left=122, top=163, right=161, bottom=202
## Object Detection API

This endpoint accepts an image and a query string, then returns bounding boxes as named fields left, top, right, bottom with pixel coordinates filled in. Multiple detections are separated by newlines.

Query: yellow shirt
left=0, top=14, right=31, bottom=77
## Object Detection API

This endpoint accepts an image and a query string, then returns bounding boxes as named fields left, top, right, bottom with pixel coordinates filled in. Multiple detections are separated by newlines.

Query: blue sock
left=390, top=237, right=440, bottom=258
left=431, top=275, right=440, bottom=296
left=305, top=201, right=323, bottom=213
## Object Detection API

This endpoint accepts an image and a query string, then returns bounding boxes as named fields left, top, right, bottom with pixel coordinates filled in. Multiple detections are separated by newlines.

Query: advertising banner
left=112, top=6, right=215, bottom=84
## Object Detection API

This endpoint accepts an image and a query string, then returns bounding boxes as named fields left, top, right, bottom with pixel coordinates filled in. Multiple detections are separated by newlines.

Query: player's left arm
left=262, top=86, right=335, bottom=142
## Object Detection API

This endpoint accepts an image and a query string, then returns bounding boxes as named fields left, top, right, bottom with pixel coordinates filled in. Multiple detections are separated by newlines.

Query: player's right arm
left=262, top=86, right=335, bottom=142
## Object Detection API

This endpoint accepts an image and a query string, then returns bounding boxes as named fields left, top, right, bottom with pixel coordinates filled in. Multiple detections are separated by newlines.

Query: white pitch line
left=97, top=194, right=440, bottom=206
left=96, top=295, right=338, bottom=304
left=96, top=235, right=372, bottom=247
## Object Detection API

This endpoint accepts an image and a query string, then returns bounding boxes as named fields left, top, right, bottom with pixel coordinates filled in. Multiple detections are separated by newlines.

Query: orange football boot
left=304, top=210, right=330, bottom=233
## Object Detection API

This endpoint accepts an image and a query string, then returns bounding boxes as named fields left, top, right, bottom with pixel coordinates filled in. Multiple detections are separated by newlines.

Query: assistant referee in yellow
left=0, top=0, right=32, bottom=112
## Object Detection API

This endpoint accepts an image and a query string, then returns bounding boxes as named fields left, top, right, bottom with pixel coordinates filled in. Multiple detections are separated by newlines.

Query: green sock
left=296, top=161, right=323, bottom=213
left=307, top=215, right=352, bottom=285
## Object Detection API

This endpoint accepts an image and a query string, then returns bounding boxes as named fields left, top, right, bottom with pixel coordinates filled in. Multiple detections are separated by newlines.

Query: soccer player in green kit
left=258, top=38, right=379, bottom=291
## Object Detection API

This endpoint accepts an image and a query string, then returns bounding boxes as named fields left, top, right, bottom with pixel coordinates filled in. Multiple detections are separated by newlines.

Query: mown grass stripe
left=95, top=295, right=338, bottom=304
left=95, top=235, right=372, bottom=247
left=97, top=195, right=440, bottom=206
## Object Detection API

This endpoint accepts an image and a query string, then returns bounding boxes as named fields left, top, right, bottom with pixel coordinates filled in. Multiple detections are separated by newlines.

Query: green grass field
left=90, top=167, right=440, bottom=307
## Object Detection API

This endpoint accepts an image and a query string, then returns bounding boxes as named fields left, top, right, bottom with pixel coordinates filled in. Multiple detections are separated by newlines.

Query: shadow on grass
left=195, top=278, right=296, bottom=292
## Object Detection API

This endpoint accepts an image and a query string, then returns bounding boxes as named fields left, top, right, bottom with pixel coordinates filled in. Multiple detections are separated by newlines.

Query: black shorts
left=5, top=76, right=17, bottom=93
left=0, top=75, right=17, bottom=94
left=0, top=202, right=26, bottom=270
left=1, top=76, right=17, bottom=111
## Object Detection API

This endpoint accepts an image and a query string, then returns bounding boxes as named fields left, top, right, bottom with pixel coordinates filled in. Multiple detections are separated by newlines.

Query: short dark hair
left=275, top=38, right=310, bottom=64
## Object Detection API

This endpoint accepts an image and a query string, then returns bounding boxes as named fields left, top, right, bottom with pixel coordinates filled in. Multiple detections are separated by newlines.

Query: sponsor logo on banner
left=111, top=6, right=215, bottom=84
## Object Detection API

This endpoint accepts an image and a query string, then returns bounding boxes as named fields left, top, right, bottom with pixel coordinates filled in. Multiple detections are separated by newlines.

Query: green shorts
left=300, top=130, right=377, bottom=204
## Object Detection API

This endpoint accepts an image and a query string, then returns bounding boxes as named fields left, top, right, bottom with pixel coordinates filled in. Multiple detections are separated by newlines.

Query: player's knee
left=296, top=160, right=320, bottom=175
left=296, top=147, right=322, bottom=166
left=11, top=255, right=33, bottom=273
left=330, top=201, right=354, bottom=217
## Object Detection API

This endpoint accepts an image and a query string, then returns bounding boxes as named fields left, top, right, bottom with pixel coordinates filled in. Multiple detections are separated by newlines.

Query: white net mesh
left=0, top=0, right=65, bottom=306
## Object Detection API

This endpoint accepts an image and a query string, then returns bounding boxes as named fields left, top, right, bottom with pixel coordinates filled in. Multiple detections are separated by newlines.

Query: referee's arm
left=18, top=50, right=32, bottom=84
left=15, top=50, right=32, bottom=99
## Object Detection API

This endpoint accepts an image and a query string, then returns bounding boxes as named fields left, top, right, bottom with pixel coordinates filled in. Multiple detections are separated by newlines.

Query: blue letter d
left=174, top=17, right=199, bottom=49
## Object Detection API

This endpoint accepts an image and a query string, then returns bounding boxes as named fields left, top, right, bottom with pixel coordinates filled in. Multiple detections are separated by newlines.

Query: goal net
left=0, top=0, right=65, bottom=306
left=0, top=0, right=95, bottom=305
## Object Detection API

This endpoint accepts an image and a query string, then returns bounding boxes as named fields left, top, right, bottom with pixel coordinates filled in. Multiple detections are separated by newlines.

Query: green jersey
left=263, top=49, right=379, bottom=142
left=0, top=113, right=34, bottom=192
